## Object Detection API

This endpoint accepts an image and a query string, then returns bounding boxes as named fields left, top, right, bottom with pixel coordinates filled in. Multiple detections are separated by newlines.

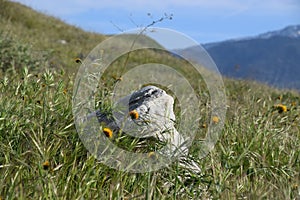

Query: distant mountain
left=257, top=25, right=300, bottom=39
left=180, top=25, right=300, bottom=91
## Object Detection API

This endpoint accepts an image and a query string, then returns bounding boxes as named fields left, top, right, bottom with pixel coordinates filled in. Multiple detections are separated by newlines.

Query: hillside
left=0, top=1, right=300, bottom=199
left=0, top=0, right=105, bottom=72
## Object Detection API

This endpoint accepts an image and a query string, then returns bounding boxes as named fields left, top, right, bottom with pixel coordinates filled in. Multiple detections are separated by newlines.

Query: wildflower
left=63, top=89, right=68, bottom=95
left=275, top=104, right=287, bottom=113
left=103, top=127, right=113, bottom=138
left=202, top=123, right=207, bottom=128
left=42, top=160, right=50, bottom=170
left=116, top=77, right=123, bottom=82
left=276, top=95, right=282, bottom=101
left=75, top=58, right=82, bottom=63
left=148, top=152, right=157, bottom=159
left=129, top=110, right=139, bottom=120
left=212, top=116, right=219, bottom=124
left=112, top=75, right=123, bottom=82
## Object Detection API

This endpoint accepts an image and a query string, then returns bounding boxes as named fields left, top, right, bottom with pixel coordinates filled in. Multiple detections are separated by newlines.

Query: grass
left=0, top=0, right=105, bottom=73
left=0, top=1, right=300, bottom=199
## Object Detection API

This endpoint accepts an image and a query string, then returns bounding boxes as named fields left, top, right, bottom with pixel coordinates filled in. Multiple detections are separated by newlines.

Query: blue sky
left=12, top=0, right=300, bottom=44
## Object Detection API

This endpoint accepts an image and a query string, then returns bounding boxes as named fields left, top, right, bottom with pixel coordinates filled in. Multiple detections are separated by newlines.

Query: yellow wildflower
left=75, top=58, right=82, bottom=63
left=129, top=110, right=139, bottom=120
left=292, top=184, right=298, bottom=190
left=103, top=127, right=113, bottom=138
left=42, top=160, right=50, bottom=170
left=212, top=116, right=219, bottom=124
left=275, top=104, right=287, bottom=113
left=148, top=152, right=157, bottom=159
left=112, top=75, right=123, bottom=82
left=276, top=95, right=282, bottom=101
left=63, top=89, right=68, bottom=95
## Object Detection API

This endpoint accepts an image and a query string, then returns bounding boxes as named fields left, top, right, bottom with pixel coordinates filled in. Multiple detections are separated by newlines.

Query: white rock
left=96, top=85, right=200, bottom=173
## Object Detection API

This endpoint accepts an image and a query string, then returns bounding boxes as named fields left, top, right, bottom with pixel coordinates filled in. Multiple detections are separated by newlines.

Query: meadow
left=0, top=1, right=300, bottom=199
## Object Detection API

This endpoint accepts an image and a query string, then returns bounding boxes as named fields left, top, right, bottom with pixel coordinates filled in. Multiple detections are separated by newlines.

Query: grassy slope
left=0, top=1, right=300, bottom=199
left=0, top=0, right=105, bottom=73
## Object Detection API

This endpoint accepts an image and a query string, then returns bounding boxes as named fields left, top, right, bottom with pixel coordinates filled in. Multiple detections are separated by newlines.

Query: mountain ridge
left=257, top=25, right=300, bottom=39
left=204, top=24, right=300, bottom=46
left=199, top=25, right=300, bottom=91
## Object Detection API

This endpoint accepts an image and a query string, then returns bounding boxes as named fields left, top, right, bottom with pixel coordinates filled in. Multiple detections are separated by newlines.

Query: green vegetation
left=0, top=1, right=300, bottom=199
left=0, top=0, right=105, bottom=73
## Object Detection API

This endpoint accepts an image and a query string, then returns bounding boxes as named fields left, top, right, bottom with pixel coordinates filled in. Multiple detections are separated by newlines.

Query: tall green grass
left=0, top=31, right=299, bottom=199
left=0, top=1, right=300, bottom=199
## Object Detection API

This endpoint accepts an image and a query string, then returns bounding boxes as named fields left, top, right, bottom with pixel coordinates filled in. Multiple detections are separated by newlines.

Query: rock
left=57, top=39, right=67, bottom=44
left=95, top=85, right=201, bottom=173
left=114, top=86, right=176, bottom=138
